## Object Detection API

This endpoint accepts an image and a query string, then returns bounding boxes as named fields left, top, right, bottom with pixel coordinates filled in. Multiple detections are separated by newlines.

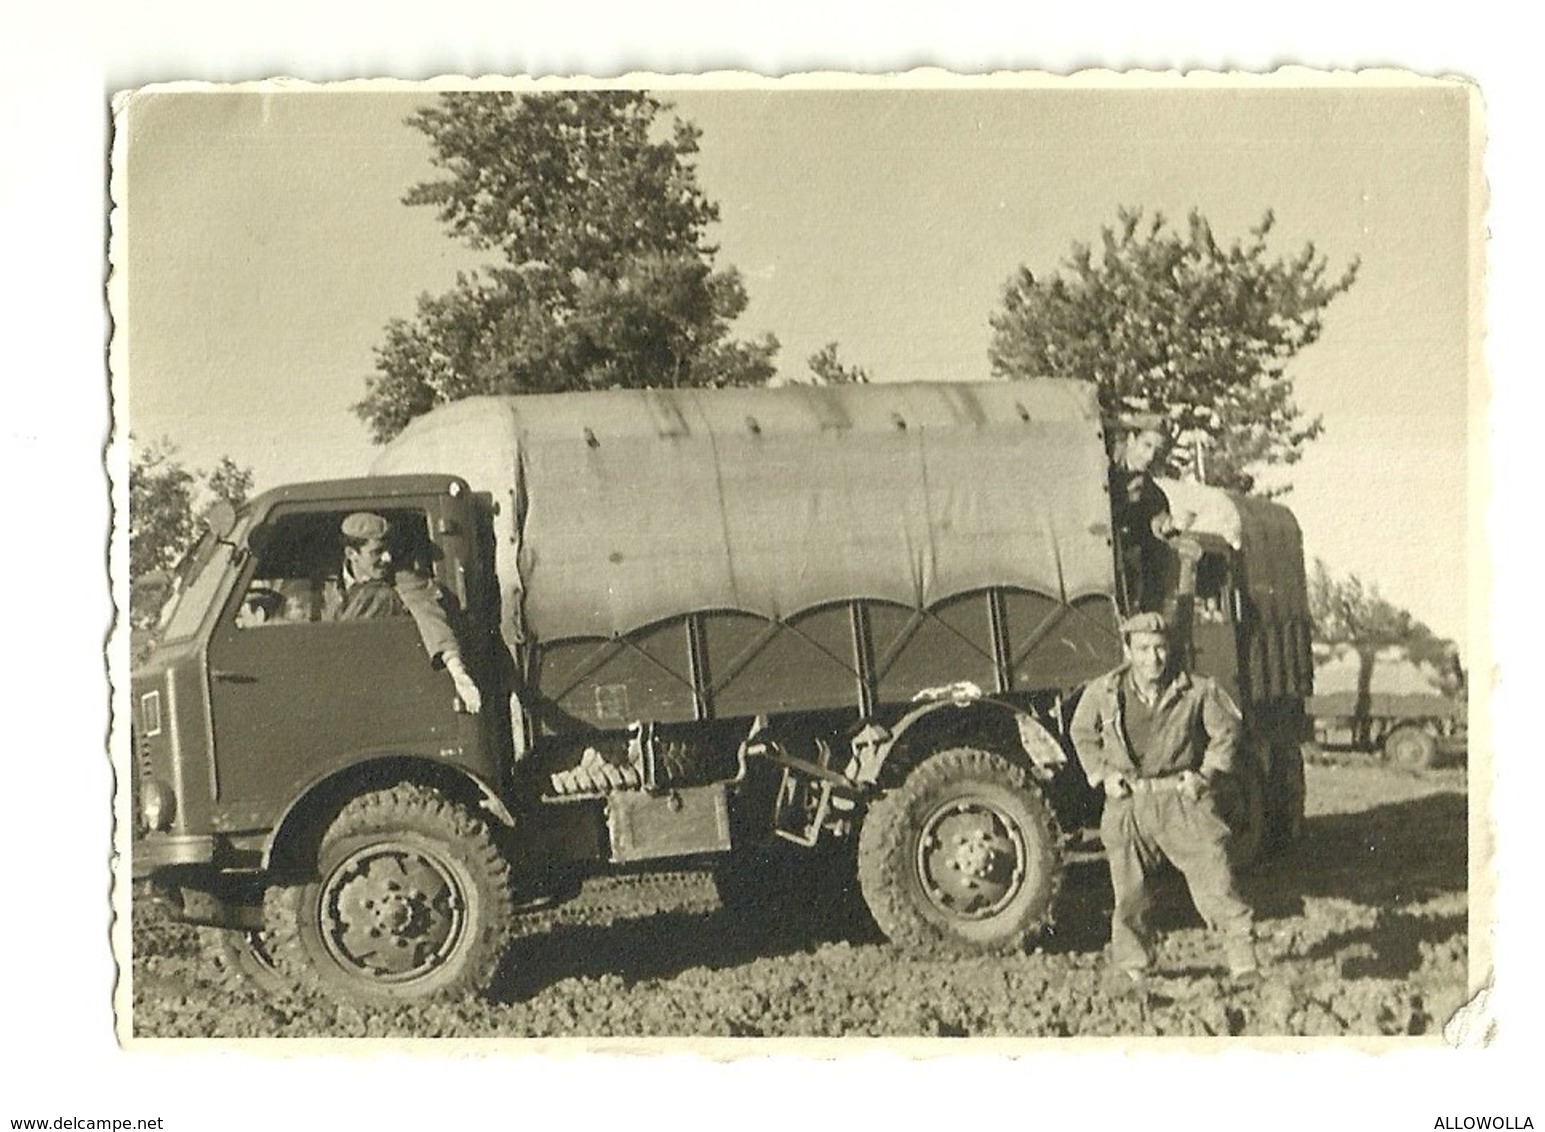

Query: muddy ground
left=130, top=755, right=1471, bottom=1039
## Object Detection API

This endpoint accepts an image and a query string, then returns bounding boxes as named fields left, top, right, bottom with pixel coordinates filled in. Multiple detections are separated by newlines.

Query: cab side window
left=233, top=508, right=435, bottom=628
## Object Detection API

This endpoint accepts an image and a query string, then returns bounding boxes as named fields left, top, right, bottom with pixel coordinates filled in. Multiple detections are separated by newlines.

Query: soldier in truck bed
left=1107, top=413, right=1178, bottom=614
left=330, top=511, right=483, bottom=713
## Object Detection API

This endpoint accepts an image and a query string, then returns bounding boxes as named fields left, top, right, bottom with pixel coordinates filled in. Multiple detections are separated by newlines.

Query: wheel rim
left=318, top=842, right=468, bottom=986
left=1388, top=730, right=1428, bottom=766
left=914, top=796, right=1028, bottom=921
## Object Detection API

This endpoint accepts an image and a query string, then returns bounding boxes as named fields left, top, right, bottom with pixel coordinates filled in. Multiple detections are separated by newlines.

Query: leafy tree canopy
left=128, top=438, right=253, bottom=625
left=129, top=438, right=197, bottom=580
left=358, top=92, right=779, bottom=443
left=989, top=208, right=1358, bottom=495
left=803, top=341, right=872, bottom=386
left=204, top=455, right=254, bottom=517
left=1309, top=558, right=1462, bottom=693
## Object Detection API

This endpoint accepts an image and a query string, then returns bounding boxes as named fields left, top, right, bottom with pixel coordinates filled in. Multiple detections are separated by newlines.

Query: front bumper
left=133, top=851, right=267, bottom=930
left=131, top=834, right=217, bottom=879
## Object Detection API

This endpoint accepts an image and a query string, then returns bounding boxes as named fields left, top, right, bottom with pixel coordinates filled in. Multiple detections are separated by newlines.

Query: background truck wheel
left=264, top=783, right=516, bottom=1004
left=1264, top=741, right=1308, bottom=850
left=199, top=927, right=291, bottom=996
left=1384, top=723, right=1439, bottom=770
left=857, top=747, right=1061, bottom=955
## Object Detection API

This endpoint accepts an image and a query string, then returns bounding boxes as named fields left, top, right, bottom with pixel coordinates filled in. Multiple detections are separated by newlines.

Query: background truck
left=130, top=380, right=1313, bottom=1003
left=1309, top=644, right=1466, bottom=769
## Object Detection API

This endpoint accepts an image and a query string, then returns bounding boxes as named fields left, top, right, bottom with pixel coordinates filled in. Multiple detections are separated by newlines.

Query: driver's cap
left=341, top=512, right=390, bottom=540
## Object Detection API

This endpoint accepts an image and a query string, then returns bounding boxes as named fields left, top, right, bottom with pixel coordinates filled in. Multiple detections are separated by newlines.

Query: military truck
left=130, top=380, right=1313, bottom=1003
left=1309, top=644, right=1466, bottom=769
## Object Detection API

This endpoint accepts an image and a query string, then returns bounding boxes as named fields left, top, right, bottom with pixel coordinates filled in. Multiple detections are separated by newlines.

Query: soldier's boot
left=1224, top=931, right=1261, bottom=985
left=1104, top=965, right=1150, bottom=997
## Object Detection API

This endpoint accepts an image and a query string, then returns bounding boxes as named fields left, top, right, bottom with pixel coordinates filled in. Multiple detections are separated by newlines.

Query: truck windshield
left=155, top=525, right=238, bottom=642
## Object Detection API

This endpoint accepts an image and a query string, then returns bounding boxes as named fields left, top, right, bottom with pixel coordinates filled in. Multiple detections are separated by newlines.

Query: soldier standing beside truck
left=1071, top=611, right=1260, bottom=991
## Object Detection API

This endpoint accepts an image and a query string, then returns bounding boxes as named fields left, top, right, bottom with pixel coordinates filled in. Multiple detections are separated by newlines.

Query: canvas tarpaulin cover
left=373, top=381, right=1113, bottom=646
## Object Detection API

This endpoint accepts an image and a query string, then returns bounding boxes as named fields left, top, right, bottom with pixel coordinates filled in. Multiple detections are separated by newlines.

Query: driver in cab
left=331, top=511, right=482, bottom=713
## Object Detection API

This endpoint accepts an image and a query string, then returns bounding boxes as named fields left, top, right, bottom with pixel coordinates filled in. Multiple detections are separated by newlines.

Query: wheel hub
left=321, top=845, right=466, bottom=983
left=916, top=799, right=1027, bottom=920
left=950, top=829, right=998, bottom=879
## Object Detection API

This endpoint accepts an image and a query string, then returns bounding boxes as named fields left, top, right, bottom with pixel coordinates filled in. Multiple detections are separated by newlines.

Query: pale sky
left=121, top=80, right=1475, bottom=653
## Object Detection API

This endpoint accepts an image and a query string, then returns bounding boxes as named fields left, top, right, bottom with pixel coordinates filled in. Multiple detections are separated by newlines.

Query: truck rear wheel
left=265, top=783, right=515, bottom=1004
left=1385, top=724, right=1439, bottom=770
left=857, top=748, right=1061, bottom=955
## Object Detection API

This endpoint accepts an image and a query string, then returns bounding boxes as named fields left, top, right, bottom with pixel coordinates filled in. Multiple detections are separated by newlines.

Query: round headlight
left=140, top=779, right=176, bottom=832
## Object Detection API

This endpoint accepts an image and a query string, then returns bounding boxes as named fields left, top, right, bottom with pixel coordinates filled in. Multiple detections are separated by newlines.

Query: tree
left=804, top=341, right=872, bottom=386
left=128, top=439, right=254, bottom=628
left=989, top=208, right=1358, bottom=494
left=129, top=438, right=196, bottom=580
left=1308, top=559, right=1461, bottom=746
left=204, top=455, right=253, bottom=514
left=357, top=92, right=780, bottom=443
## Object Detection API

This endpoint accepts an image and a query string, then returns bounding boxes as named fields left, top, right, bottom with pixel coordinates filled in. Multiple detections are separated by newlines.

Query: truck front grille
left=131, top=725, right=151, bottom=834
left=135, top=724, right=153, bottom=784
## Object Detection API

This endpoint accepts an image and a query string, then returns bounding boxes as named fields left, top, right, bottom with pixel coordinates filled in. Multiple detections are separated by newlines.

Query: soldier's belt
left=1128, top=774, right=1185, bottom=794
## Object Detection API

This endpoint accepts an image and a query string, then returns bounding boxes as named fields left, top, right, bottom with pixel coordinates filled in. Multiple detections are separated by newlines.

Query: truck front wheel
left=857, top=748, right=1061, bottom=955
left=265, top=783, right=516, bottom=1004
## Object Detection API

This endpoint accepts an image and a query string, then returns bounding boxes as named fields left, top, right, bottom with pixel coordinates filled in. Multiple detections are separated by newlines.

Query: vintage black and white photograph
left=112, top=75, right=1481, bottom=1043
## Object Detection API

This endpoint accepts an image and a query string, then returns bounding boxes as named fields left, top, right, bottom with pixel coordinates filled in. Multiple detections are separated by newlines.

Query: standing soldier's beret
left=340, top=512, right=391, bottom=540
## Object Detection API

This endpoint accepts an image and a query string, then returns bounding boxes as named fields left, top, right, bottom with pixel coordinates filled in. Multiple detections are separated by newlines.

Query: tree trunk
left=1353, top=647, right=1377, bottom=749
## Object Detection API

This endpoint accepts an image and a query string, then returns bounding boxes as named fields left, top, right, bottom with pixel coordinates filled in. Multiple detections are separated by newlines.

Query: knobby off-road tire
left=1384, top=723, right=1440, bottom=771
left=857, top=748, right=1061, bottom=956
left=199, top=927, right=291, bottom=996
left=264, top=783, right=516, bottom=1005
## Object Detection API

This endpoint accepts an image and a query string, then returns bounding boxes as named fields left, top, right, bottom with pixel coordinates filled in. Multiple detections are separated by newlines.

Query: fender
left=856, top=687, right=1068, bottom=787
left=261, top=752, right=517, bottom=872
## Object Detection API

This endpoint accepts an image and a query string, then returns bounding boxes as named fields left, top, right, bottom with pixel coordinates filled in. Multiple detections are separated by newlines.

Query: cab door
left=203, top=498, right=463, bottom=830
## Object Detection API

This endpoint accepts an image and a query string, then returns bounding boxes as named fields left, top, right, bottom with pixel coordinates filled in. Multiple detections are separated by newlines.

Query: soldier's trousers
left=1100, top=787, right=1256, bottom=973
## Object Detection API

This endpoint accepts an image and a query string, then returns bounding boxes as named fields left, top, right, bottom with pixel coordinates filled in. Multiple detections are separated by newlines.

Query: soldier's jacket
left=1070, top=664, right=1241, bottom=786
left=330, top=572, right=460, bottom=667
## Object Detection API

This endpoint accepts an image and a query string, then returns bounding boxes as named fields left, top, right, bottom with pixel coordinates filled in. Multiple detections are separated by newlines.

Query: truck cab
left=132, top=476, right=508, bottom=887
